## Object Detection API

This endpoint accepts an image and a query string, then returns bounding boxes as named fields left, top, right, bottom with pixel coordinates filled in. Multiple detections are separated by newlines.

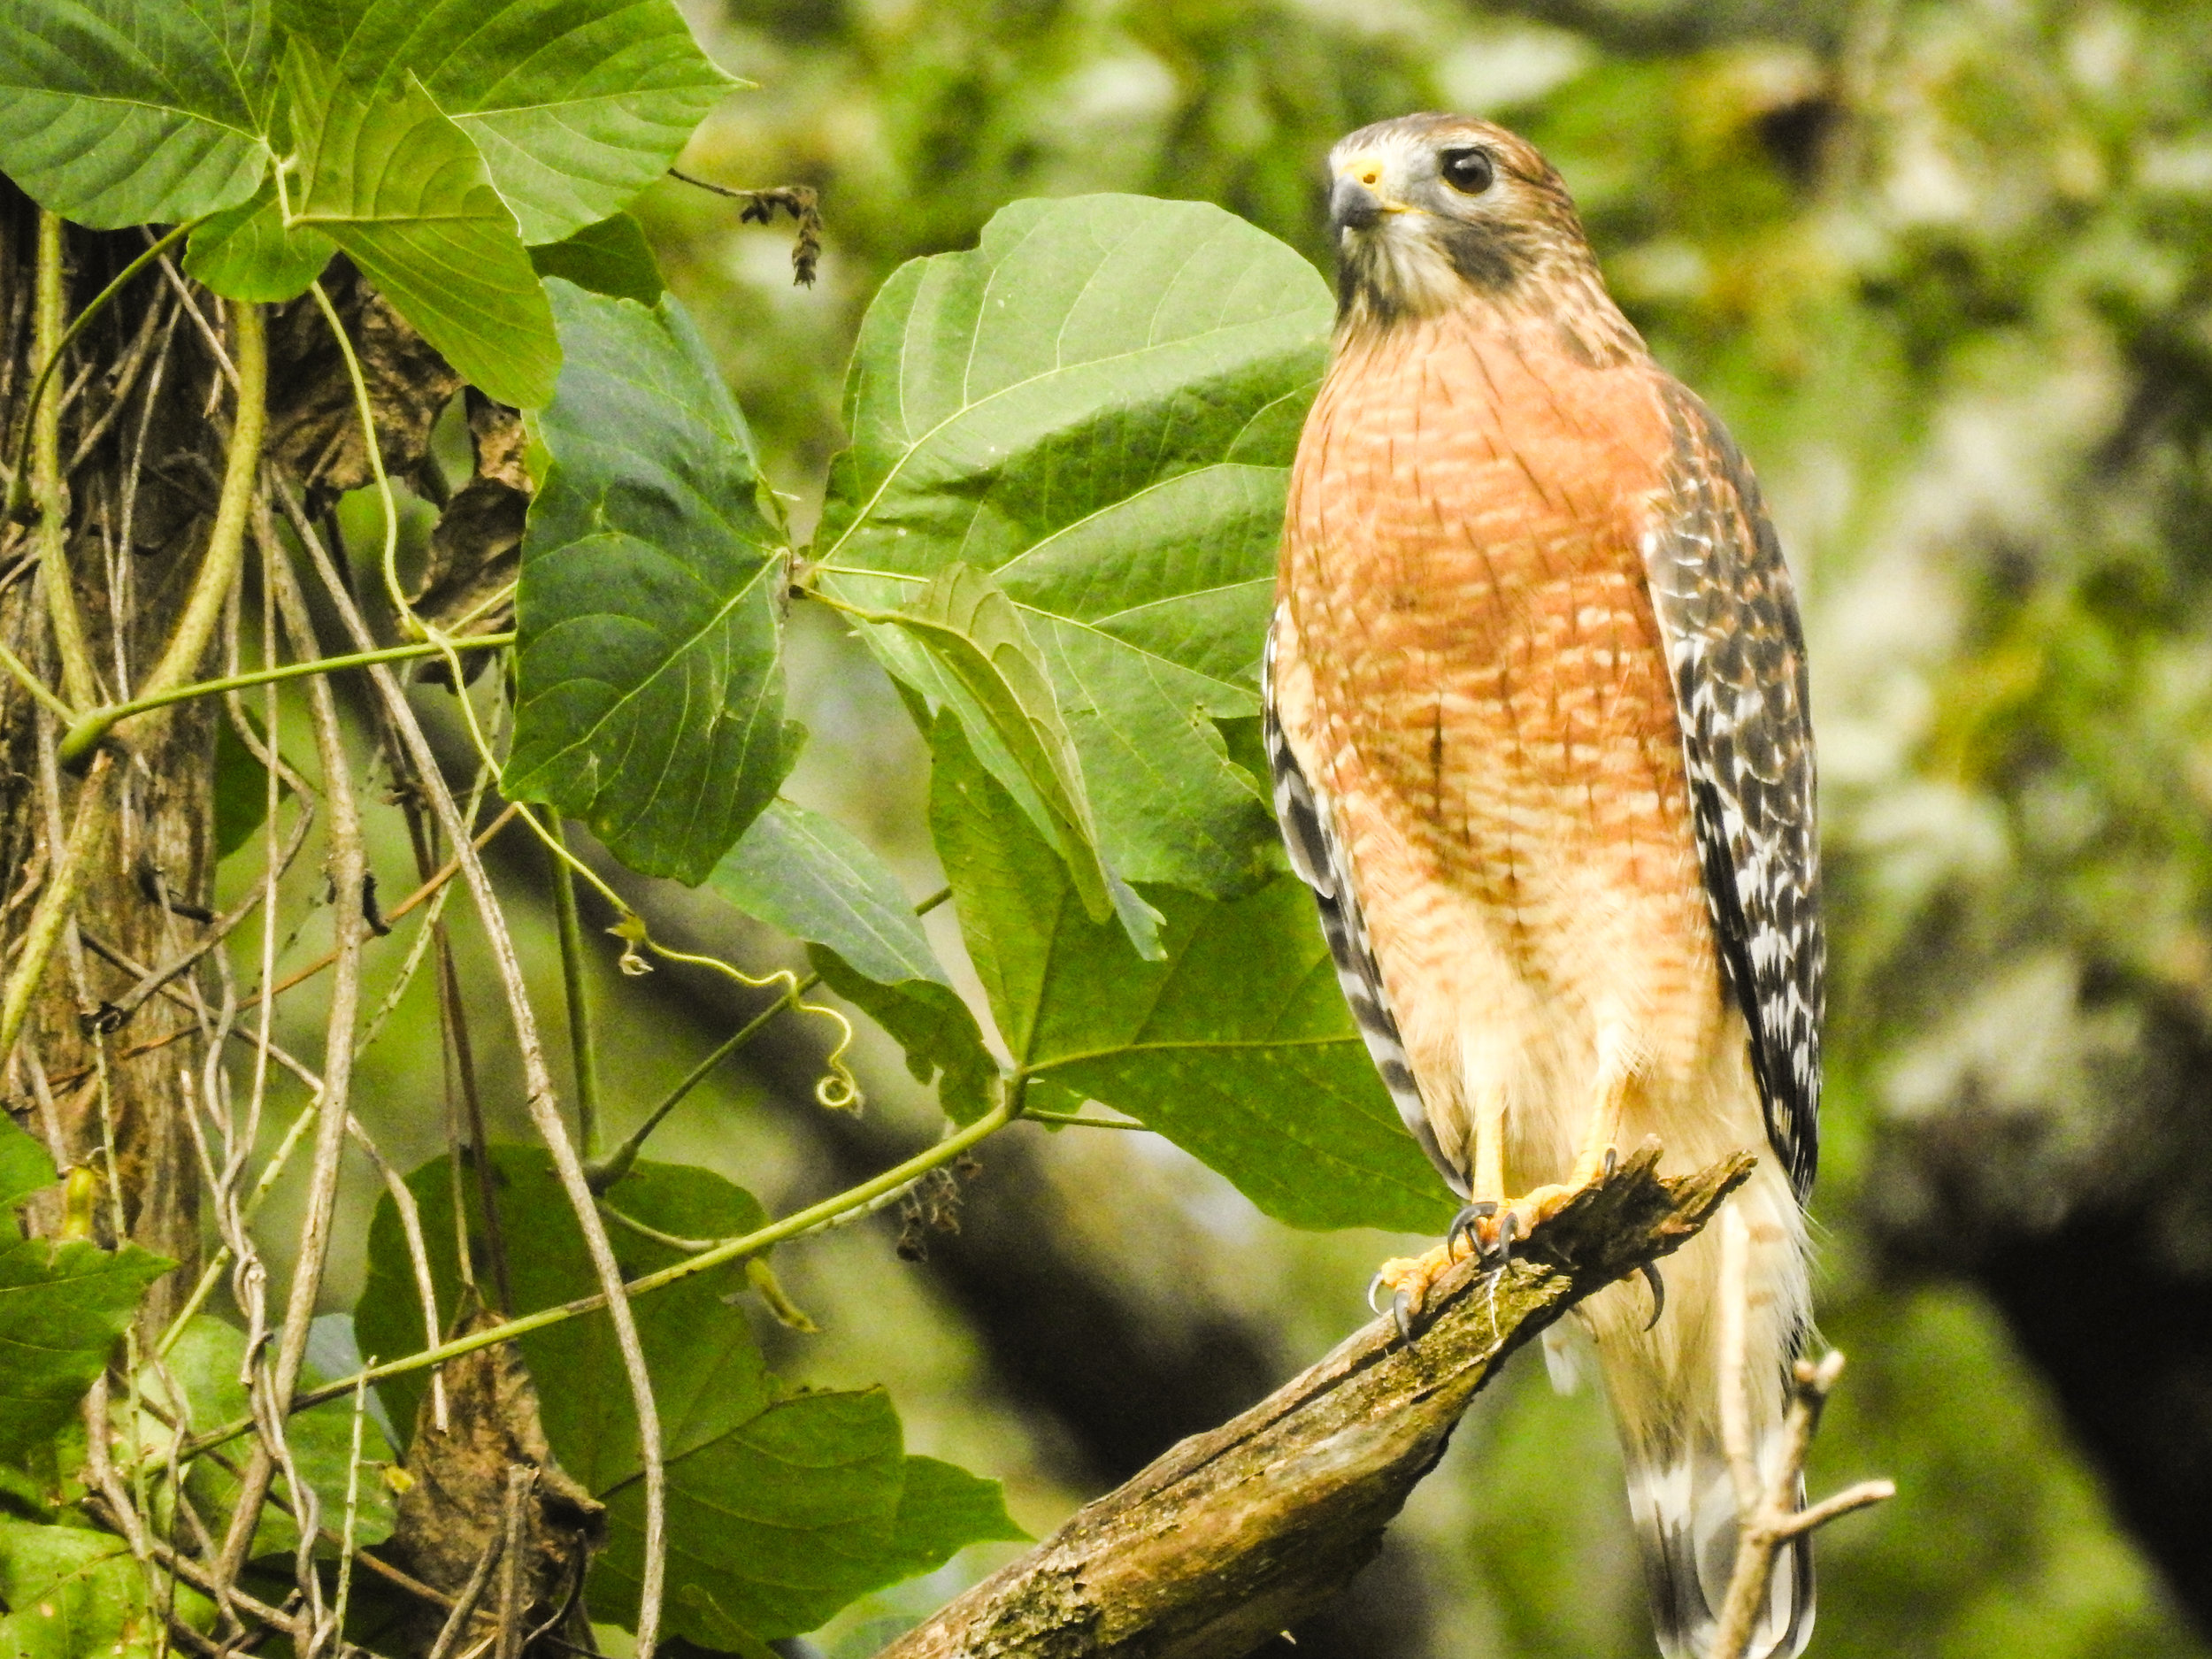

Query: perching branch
left=1709, top=1210, right=1895, bottom=1659
left=878, top=1145, right=1752, bottom=1659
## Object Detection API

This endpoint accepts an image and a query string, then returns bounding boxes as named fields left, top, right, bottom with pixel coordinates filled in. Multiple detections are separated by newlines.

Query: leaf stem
left=180, top=1096, right=1018, bottom=1458
left=586, top=971, right=821, bottom=1193
left=58, top=634, right=515, bottom=767
left=547, top=816, right=601, bottom=1159
left=1023, top=1110, right=1150, bottom=1131
left=4, top=217, right=196, bottom=525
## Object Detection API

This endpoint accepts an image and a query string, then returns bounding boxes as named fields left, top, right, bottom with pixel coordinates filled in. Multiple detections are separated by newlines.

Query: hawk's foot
left=1369, top=1238, right=1472, bottom=1340
left=1457, top=1145, right=1622, bottom=1265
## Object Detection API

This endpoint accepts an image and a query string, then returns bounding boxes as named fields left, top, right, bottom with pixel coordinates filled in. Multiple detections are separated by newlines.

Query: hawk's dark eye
left=1440, top=148, right=1494, bottom=195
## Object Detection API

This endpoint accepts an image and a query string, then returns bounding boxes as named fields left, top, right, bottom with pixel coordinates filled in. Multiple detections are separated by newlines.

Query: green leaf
left=360, top=1148, right=1015, bottom=1649
left=355, top=1148, right=770, bottom=1492
left=710, top=800, right=947, bottom=989
left=507, top=280, right=801, bottom=883
left=0, top=1517, right=213, bottom=1659
left=184, top=177, right=334, bottom=302
left=816, top=194, right=1333, bottom=899
left=876, top=1455, right=1028, bottom=1582
left=856, top=563, right=1158, bottom=953
left=595, top=1387, right=907, bottom=1645
left=281, top=39, right=559, bottom=407
left=0, top=1234, right=171, bottom=1465
left=0, top=1119, right=54, bottom=1212
left=0, top=0, right=272, bottom=227
left=931, top=719, right=1455, bottom=1234
left=145, top=1317, right=396, bottom=1557
left=210, top=708, right=295, bottom=859
left=529, top=211, right=664, bottom=304
left=809, top=945, right=996, bottom=1126
left=280, top=0, right=735, bottom=245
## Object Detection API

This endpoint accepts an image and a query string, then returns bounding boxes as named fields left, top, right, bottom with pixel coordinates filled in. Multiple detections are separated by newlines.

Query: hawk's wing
left=1262, top=630, right=1468, bottom=1197
left=1643, top=384, right=1823, bottom=1203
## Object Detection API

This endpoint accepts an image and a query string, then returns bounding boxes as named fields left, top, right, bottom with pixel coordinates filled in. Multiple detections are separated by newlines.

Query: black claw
left=1602, top=1146, right=1618, bottom=1179
left=1392, top=1288, right=1417, bottom=1343
left=1448, top=1200, right=1497, bottom=1258
left=1639, top=1261, right=1666, bottom=1331
left=1483, top=1208, right=1520, bottom=1268
left=1365, top=1271, right=1390, bottom=1318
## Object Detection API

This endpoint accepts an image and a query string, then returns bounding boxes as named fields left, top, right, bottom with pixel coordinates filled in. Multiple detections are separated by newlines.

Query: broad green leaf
left=184, top=177, right=334, bottom=302
left=876, top=1455, right=1028, bottom=1581
left=931, top=720, right=1455, bottom=1234
left=0, top=0, right=272, bottom=227
left=594, top=1387, right=907, bottom=1644
left=529, top=211, right=664, bottom=304
left=710, top=801, right=948, bottom=989
left=508, top=280, right=801, bottom=882
left=359, top=1149, right=1016, bottom=1649
left=0, top=1517, right=213, bottom=1659
left=856, top=563, right=1158, bottom=953
left=281, top=40, right=559, bottom=408
left=809, top=945, right=997, bottom=1126
left=144, top=1316, right=396, bottom=1557
left=355, top=1148, right=770, bottom=1493
left=816, top=194, right=1333, bottom=899
left=0, top=1119, right=53, bottom=1211
left=0, top=1233, right=171, bottom=1464
left=280, top=0, right=735, bottom=245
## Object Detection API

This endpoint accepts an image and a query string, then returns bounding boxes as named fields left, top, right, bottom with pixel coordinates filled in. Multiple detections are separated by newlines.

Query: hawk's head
left=1326, top=113, right=1601, bottom=334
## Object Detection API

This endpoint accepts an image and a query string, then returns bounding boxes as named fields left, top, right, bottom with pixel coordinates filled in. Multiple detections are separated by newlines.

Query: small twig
left=493, top=1464, right=534, bottom=1659
left=346, top=1112, right=448, bottom=1432
left=1708, top=1211, right=1895, bottom=1659
left=425, top=1526, right=504, bottom=1659
left=669, top=171, right=822, bottom=286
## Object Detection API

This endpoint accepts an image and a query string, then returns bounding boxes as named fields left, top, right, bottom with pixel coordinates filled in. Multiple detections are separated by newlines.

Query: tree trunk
left=1, top=185, right=227, bottom=1338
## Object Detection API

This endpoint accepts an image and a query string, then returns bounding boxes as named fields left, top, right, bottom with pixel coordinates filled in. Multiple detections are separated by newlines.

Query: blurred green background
left=279, top=0, right=2212, bottom=1654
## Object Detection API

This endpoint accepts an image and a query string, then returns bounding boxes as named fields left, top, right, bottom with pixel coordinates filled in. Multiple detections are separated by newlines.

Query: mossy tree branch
left=877, top=1146, right=1754, bottom=1659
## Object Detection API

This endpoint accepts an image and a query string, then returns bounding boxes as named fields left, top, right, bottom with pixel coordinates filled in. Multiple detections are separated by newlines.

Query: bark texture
left=879, top=1148, right=1749, bottom=1659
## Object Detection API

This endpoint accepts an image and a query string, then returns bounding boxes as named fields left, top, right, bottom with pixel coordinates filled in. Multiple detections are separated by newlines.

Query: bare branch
left=1709, top=1233, right=1896, bottom=1659
left=879, top=1147, right=1750, bottom=1659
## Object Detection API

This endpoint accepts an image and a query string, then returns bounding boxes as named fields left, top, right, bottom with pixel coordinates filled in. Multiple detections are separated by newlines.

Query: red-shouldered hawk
left=1265, top=114, right=1821, bottom=1659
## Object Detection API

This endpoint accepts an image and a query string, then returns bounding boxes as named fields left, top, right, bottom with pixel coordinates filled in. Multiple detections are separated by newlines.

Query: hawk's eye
left=1440, top=148, right=1494, bottom=195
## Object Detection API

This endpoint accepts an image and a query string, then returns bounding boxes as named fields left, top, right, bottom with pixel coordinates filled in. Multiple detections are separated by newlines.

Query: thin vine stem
left=181, top=1094, right=1021, bottom=1458
left=548, top=816, right=602, bottom=1158
left=58, top=633, right=514, bottom=767
left=3, top=217, right=196, bottom=521
left=588, top=972, right=821, bottom=1193
left=0, top=748, right=113, bottom=1071
left=122, top=296, right=265, bottom=720
left=32, top=209, right=98, bottom=712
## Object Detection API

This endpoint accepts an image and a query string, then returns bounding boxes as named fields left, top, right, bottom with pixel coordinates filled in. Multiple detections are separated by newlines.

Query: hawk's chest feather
left=1276, top=308, right=1699, bottom=926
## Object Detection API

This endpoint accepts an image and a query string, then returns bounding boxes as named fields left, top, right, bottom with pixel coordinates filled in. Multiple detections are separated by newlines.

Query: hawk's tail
left=1623, top=1434, right=1814, bottom=1659
left=1589, top=1164, right=1815, bottom=1659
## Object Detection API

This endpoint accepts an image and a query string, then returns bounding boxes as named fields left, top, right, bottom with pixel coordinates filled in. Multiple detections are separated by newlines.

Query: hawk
left=1265, top=114, right=1821, bottom=1659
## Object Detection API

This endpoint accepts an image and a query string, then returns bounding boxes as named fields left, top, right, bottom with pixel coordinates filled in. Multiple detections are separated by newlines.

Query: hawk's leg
left=1371, top=1058, right=1636, bottom=1336
left=1467, top=1053, right=1635, bottom=1256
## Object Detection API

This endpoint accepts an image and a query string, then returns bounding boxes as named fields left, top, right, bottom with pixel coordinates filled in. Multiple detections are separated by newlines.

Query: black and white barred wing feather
left=1643, top=385, right=1824, bottom=1202
left=1261, top=629, right=1465, bottom=1195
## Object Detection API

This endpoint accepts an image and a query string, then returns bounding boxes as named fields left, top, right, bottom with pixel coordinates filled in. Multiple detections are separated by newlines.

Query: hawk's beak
left=1332, top=176, right=1386, bottom=232
left=1331, top=157, right=1404, bottom=233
